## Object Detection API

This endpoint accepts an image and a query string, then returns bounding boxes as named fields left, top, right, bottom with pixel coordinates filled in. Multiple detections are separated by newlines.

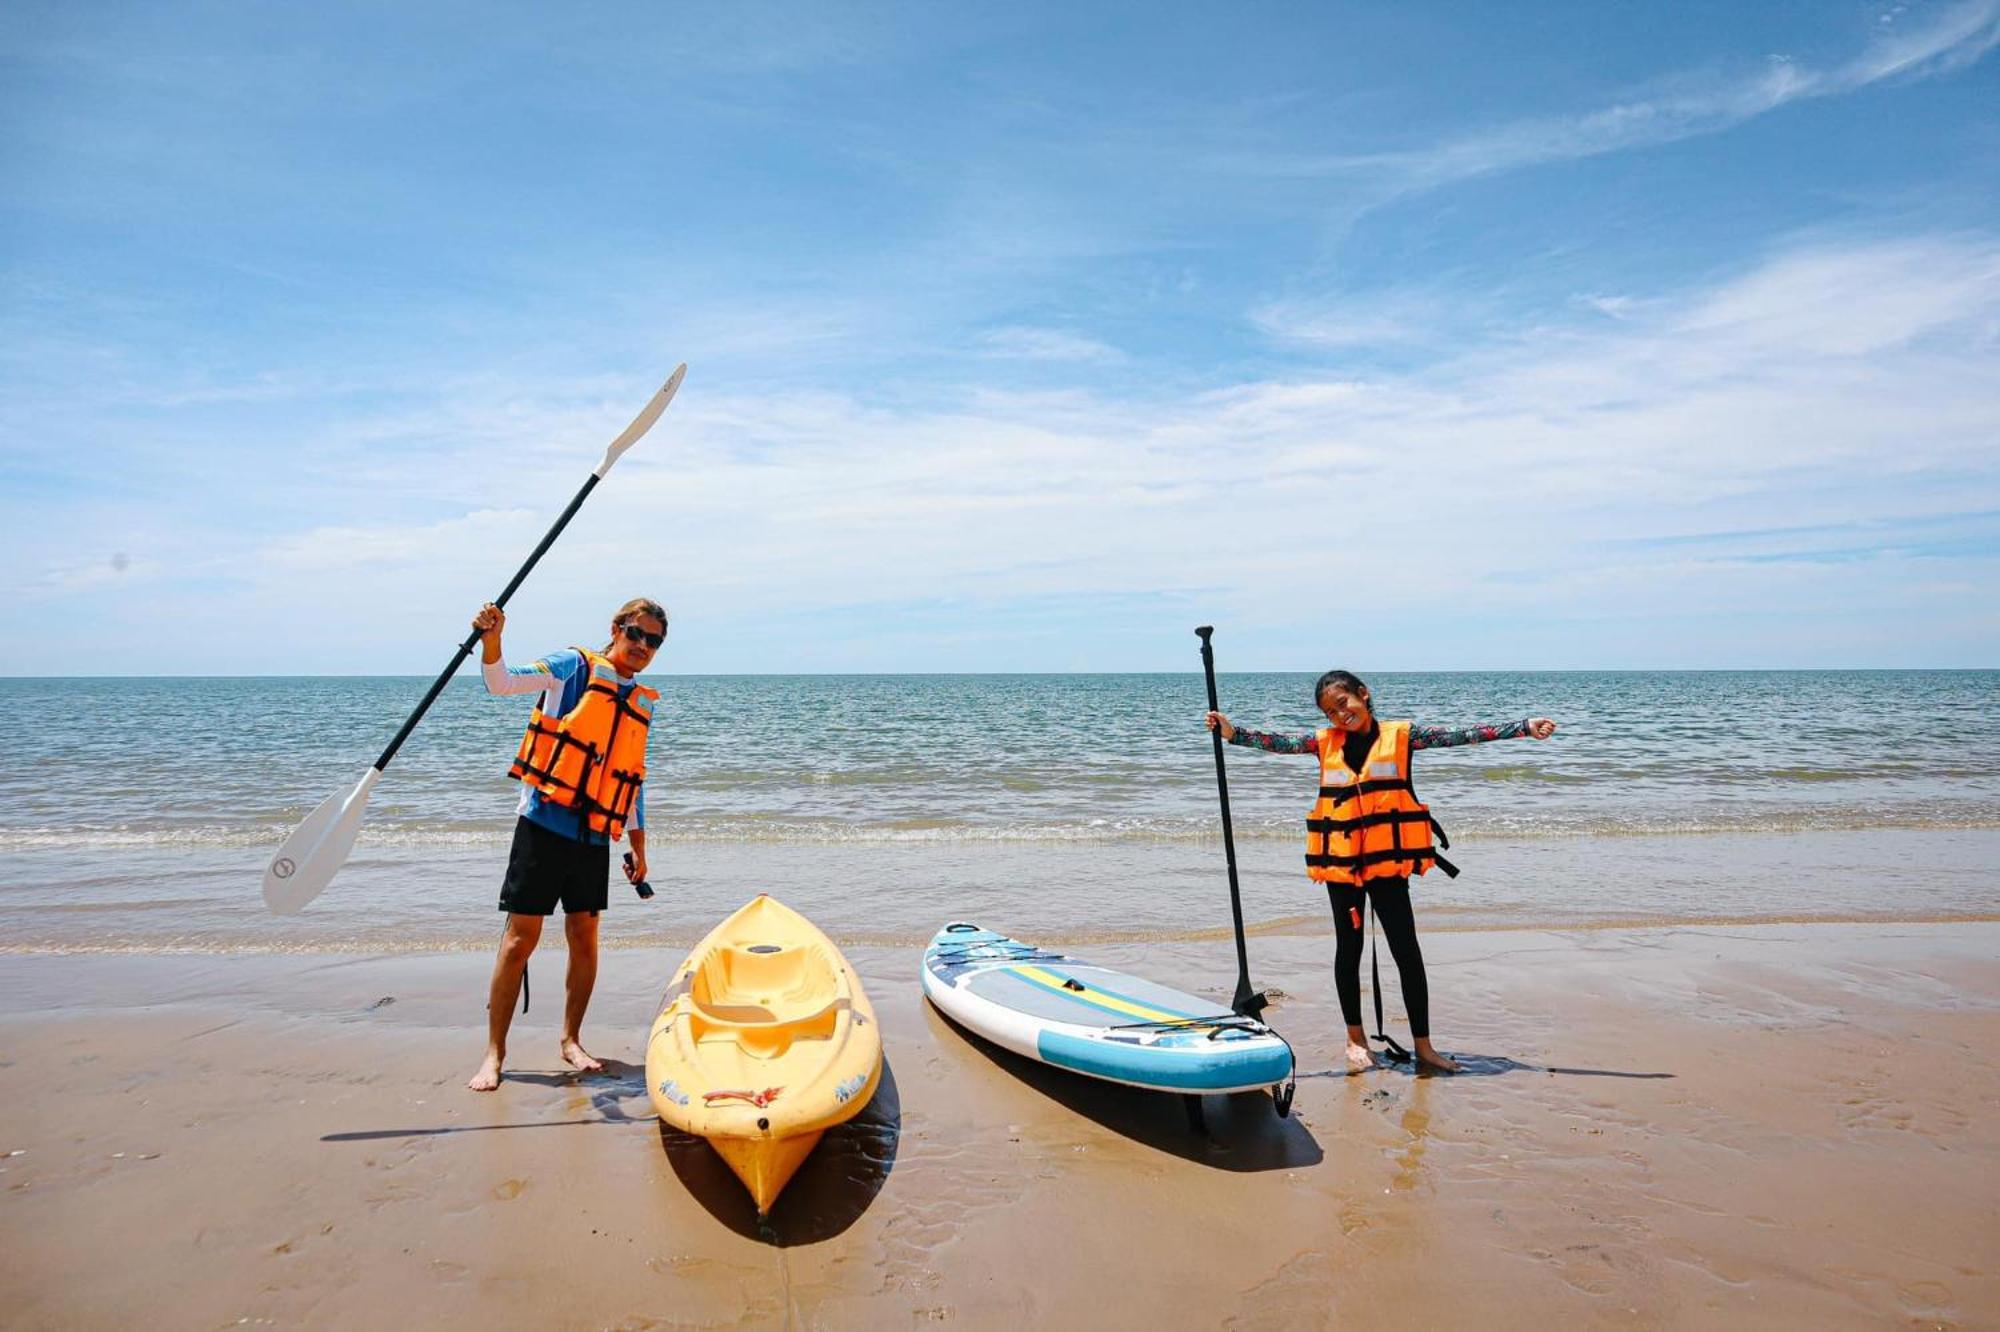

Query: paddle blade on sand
left=263, top=767, right=383, bottom=915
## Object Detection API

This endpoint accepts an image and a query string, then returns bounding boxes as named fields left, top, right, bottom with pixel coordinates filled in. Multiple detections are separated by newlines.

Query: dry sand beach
left=3, top=921, right=1994, bottom=1328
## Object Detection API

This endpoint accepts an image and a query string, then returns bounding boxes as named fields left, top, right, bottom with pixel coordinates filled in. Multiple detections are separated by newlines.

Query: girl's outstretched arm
left=1206, top=711, right=1318, bottom=754
left=1411, top=718, right=1558, bottom=750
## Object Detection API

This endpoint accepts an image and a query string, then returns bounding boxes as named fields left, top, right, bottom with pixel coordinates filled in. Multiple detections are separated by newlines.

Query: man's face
left=608, top=614, right=666, bottom=675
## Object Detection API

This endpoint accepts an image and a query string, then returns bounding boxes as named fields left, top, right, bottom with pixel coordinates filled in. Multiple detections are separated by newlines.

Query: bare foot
left=1414, top=1044, right=1460, bottom=1074
left=1345, top=1042, right=1377, bottom=1074
left=468, top=1050, right=504, bottom=1092
left=560, top=1038, right=603, bottom=1074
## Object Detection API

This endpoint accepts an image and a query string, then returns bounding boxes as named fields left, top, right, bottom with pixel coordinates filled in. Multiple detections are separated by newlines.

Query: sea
left=2, top=671, right=1995, bottom=953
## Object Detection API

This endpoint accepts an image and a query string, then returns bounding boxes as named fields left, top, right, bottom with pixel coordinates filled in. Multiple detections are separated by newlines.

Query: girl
left=1206, top=670, right=1556, bottom=1073
left=467, top=596, right=667, bottom=1092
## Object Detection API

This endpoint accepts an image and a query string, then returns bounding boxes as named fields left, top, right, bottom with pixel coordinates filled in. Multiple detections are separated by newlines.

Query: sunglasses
left=620, top=623, right=665, bottom=649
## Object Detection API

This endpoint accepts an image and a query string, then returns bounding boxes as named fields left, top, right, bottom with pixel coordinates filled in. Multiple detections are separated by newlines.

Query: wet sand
left=1, top=922, right=1995, bottom=1328
left=8, top=826, right=2000, bottom=954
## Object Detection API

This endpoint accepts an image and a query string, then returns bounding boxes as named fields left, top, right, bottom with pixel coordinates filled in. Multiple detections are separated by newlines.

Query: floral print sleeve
left=1227, top=720, right=1534, bottom=754
left=1410, top=720, right=1534, bottom=749
left=1225, top=728, right=1320, bottom=754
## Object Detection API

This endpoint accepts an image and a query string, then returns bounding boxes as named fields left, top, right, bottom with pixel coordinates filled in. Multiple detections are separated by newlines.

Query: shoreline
left=3, top=921, right=1996, bottom=1326
left=5, top=907, right=2000, bottom=956
left=6, top=825, right=1998, bottom=957
left=7, top=813, right=1999, bottom=853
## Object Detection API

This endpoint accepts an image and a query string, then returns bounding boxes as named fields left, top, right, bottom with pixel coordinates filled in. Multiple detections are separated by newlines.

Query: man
left=466, top=597, right=666, bottom=1091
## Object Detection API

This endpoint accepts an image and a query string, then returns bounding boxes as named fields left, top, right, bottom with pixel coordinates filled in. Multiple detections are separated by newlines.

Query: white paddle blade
left=263, top=767, right=383, bottom=915
left=594, top=363, right=687, bottom=477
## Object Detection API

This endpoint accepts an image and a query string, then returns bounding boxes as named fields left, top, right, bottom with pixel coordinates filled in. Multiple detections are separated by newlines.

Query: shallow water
left=1, top=671, right=1995, bottom=950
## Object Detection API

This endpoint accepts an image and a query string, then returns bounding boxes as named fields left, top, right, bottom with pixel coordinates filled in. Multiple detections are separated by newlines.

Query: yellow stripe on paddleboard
left=1011, top=965, right=1190, bottom=1024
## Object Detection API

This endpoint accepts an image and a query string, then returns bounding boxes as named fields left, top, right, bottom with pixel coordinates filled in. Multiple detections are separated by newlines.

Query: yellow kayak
left=646, top=895, right=882, bottom=1214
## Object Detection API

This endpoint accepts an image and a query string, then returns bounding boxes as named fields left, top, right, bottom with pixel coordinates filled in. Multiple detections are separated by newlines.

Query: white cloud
left=1575, top=294, right=1641, bottom=320
left=1264, top=0, right=2000, bottom=192
left=1248, top=293, right=1439, bottom=348
left=9, top=232, right=1997, bottom=670
left=1670, top=237, right=2000, bottom=357
left=261, top=508, right=542, bottom=574
left=978, top=326, right=1125, bottom=363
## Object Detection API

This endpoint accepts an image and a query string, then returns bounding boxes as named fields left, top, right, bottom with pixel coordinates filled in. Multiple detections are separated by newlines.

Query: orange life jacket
left=1305, top=720, right=1458, bottom=885
left=507, top=648, right=657, bottom=841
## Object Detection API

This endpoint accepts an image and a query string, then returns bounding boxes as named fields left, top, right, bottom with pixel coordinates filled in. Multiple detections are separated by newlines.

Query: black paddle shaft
left=1196, top=626, right=1265, bottom=1019
left=372, top=472, right=603, bottom=771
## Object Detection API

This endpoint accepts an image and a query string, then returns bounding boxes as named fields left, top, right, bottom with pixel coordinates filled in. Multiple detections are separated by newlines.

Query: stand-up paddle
left=262, top=364, right=688, bottom=915
left=1196, top=626, right=1267, bottom=1020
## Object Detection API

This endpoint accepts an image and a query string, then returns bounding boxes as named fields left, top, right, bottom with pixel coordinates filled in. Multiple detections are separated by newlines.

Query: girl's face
left=607, top=613, right=666, bottom=676
left=1318, top=684, right=1372, bottom=732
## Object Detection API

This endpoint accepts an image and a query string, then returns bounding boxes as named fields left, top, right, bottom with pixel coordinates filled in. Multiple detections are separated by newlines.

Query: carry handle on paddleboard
left=1196, top=626, right=1266, bottom=1020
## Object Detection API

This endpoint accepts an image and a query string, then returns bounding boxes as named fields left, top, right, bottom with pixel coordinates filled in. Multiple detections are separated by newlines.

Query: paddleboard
left=921, top=922, right=1294, bottom=1101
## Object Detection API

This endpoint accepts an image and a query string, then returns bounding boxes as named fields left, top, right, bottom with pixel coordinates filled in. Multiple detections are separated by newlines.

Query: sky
left=3, top=0, right=1997, bottom=674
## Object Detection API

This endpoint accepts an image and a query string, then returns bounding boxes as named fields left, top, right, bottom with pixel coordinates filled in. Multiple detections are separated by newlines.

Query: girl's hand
left=1527, top=717, right=1557, bottom=740
left=1204, top=711, right=1236, bottom=742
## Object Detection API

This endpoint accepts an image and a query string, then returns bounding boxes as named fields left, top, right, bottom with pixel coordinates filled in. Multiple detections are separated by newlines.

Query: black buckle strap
left=1316, top=777, right=1412, bottom=802
left=509, top=728, right=600, bottom=796
left=1308, top=849, right=1459, bottom=879
left=1307, top=847, right=1443, bottom=871
left=581, top=769, right=643, bottom=819
left=578, top=768, right=644, bottom=836
left=508, top=712, right=562, bottom=773
left=504, top=728, right=596, bottom=800
left=1306, top=809, right=1436, bottom=835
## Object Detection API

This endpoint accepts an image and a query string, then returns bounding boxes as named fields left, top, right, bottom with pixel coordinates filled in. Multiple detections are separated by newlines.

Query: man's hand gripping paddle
left=262, top=365, right=688, bottom=915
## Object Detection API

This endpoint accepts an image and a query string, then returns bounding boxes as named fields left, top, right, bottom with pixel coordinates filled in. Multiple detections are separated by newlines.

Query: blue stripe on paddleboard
left=1036, top=1029, right=1294, bottom=1091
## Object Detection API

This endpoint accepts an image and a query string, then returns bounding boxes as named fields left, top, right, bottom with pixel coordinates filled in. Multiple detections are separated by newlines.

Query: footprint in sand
left=492, top=1178, right=526, bottom=1201
left=1896, top=1279, right=1954, bottom=1315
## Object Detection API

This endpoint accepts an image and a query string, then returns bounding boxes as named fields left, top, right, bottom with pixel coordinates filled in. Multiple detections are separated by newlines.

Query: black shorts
left=497, top=816, right=610, bottom=916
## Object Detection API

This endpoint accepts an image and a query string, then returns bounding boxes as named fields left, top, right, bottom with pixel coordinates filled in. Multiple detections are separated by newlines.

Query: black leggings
left=1327, top=878, right=1430, bottom=1039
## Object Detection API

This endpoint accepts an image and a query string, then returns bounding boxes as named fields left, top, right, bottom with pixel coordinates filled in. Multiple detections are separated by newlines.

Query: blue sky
left=4, top=0, right=1997, bottom=673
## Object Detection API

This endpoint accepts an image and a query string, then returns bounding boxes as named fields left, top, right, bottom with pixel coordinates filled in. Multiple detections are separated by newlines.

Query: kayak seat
left=688, top=942, right=845, bottom=1054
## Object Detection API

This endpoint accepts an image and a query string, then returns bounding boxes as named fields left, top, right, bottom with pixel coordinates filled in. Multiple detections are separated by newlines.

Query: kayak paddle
left=262, top=364, right=688, bottom=915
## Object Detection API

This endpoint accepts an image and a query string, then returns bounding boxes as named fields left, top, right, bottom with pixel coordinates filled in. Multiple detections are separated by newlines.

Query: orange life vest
left=507, top=648, right=657, bottom=841
left=1305, top=720, right=1458, bottom=885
